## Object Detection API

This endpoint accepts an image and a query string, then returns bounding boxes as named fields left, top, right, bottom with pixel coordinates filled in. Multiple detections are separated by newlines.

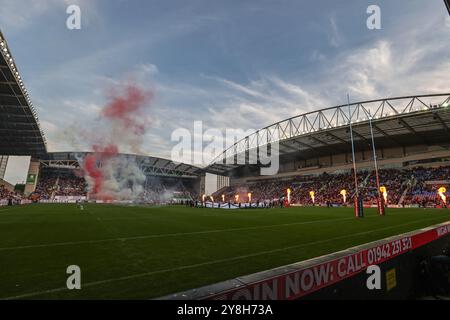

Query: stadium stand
left=30, top=165, right=197, bottom=203
left=205, top=94, right=450, bottom=209
left=32, top=167, right=86, bottom=200
left=213, top=166, right=450, bottom=207
left=0, top=184, right=22, bottom=205
left=0, top=31, right=46, bottom=157
left=1, top=29, right=450, bottom=210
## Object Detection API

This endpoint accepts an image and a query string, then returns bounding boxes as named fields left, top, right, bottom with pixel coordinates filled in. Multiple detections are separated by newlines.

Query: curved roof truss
left=207, top=93, right=450, bottom=174
left=41, top=152, right=203, bottom=178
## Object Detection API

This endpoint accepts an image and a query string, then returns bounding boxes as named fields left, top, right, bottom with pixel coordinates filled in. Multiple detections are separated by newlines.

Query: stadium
left=1, top=3, right=450, bottom=301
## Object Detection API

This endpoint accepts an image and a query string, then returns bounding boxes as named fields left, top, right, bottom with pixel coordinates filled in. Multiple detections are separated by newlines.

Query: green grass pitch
left=0, top=203, right=449, bottom=299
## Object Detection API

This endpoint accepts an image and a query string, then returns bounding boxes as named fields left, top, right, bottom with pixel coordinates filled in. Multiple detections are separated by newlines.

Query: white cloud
left=0, top=0, right=54, bottom=31
left=329, top=14, right=342, bottom=48
left=0, top=0, right=99, bottom=32
left=6, top=1, right=449, bottom=167
left=141, top=63, right=159, bottom=75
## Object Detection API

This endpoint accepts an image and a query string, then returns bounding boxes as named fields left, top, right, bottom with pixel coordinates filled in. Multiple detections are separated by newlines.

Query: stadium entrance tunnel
left=161, top=222, right=450, bottom=300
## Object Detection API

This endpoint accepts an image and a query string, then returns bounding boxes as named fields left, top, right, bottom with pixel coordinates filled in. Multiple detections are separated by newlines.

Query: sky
left=1, top=0, right=450, bottom=184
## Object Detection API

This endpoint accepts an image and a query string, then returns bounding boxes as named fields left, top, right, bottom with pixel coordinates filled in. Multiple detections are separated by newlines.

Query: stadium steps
left=362, top=171, right=371, bottom=187
left=213, top=186, right=230, bottom=197
left=398, top=187, right=409, bottom=206
left=351, top=171, right=372, bottom=198
left=398, top=176, right=418, bottom=206
left=50, top=177, right=59, bottom=200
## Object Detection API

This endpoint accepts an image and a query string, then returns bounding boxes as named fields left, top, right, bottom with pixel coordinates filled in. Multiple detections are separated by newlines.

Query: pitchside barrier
left=200, top=202, right=268, bottom=209
left=199, top=202, right=450, bottom=209
left=0, top=199, right=31, bottom=206
left=160, top=221, right=450, bottom=300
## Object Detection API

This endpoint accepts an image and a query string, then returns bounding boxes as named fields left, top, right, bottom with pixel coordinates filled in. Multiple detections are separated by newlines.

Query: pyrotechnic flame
left=309, top=190, right=315, bottom=204
left=210, top=196, right=214, bottom=202
left=287, top=188, right=291, bottom=203
left=235, top=195, right=239, bottom=202
left=380, top=186, right=387, bottom=203
left=221, top=194, right=225, bottom=202
left=340, top=189, right=347, bottom=203
left=202, top=194, right=206, bottom=202
left=438, top=187, right=447, bottom=204
left=248, top=192, right=252, bottom=203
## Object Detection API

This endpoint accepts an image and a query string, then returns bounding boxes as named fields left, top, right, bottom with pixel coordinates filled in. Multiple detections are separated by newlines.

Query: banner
left=201, top=202, right=268, bottom=209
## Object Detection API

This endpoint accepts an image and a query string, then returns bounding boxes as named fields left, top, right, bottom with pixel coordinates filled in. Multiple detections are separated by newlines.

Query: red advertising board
left=203, top=222, right=450, bottom=300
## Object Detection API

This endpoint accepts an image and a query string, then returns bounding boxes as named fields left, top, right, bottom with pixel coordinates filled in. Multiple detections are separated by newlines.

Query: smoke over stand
left=79, top=82, right=153, bottom=201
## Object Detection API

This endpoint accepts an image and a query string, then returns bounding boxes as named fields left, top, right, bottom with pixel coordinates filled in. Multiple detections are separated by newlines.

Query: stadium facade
left=1, top=28, right=450, bottom=205
left=206, top=94, right=450, bottom=187
left=0, top=31, right=46, bottom=157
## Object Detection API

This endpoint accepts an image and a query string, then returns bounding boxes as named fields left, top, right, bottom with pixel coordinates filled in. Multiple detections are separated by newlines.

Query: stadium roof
left=0, top=30, right=46, bottom=156
left=41, top=152, right=203, bottom=178
left=206, top=93, right=450, bottom=175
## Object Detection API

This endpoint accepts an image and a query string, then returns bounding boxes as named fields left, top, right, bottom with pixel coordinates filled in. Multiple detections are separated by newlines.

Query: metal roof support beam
left=323, top=131, right=352, bottom=147
left=397, top=118, right=429, bottom=144
left=0, top=93, right=24, bottom=98
left=370, top=123, right=403, bottom=147
left=432, top=111, right=449, bottom=131
left=346, top=127, right=371, bottom=145
left=289, top=139, right=329, bottom=157
left=279, top=141, right=301, bottom=153
left=309, top=133, right=350, bottom=154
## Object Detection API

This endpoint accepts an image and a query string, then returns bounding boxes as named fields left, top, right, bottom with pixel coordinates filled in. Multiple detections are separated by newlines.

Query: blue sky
left=2, top=0, right=450, bottom=183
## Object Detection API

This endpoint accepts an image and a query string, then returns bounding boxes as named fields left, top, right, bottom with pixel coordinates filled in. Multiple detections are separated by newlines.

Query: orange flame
left=380, top=186, right=387, bottom=203
left=248, top=192, right=252, bottom=203
left=309, top=191, right=315, bottom=204
left=438, top=187, right=447, bottom=204
left=235, top=195, right=239, bottom=202
left=221, top=194, right=225, bottom=202
left=287, top=188, right=291, bottom=203
left=340, top=189, right=347, bottom=203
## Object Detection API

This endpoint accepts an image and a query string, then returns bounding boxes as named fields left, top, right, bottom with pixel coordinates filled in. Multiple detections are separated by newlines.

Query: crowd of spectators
left=2, top=166, right=449, bottom=207
left=403, top=166, right=450, bottom=206
left=33, top=174, right=57, bottom=200
left=213, top=166, right=450, bottom=207
left=139, top=177, right=195, bottom=203
left=0, top=185, right=22, bottom=203
left=54, top=176, right=87, bottom=196
left=32, top=168, right=87, bottom=199
left=32, top=170, right=195, bottom=202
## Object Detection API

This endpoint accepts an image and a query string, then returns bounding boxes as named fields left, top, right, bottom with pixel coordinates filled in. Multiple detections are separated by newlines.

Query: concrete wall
left=0, top=155, right=8, bottom=179
left=230, top=147, right=450, bottom=185
left=0, top=178, right=14, bottom=191
left=216, top=175, right=230, bottom=191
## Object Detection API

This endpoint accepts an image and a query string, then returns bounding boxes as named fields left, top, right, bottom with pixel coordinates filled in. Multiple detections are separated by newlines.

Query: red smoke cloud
left=101, top=84, right=153, bottom=135
left=83, top=154, right=103, bottom=195
left=81, top=82, right=153, bottom=200
left=83, top=144, right=118, bottom=197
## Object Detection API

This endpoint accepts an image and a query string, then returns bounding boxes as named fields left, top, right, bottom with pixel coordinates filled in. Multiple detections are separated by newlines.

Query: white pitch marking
left=0, top=216, right=355, bottom=251
left=1, top=216, right=446, bottom=300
